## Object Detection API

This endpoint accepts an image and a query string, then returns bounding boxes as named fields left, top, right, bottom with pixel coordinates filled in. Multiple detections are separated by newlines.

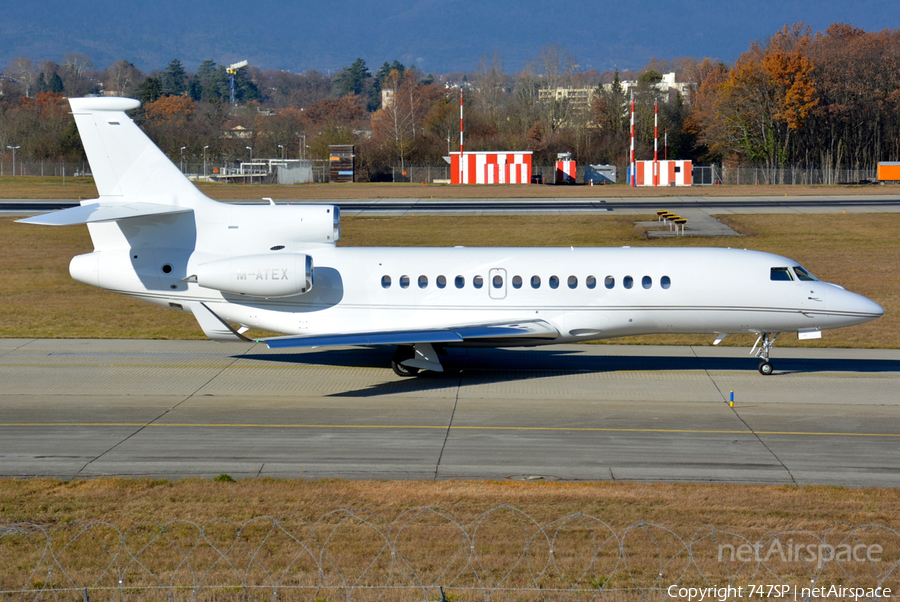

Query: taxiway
left=2, top=338, right=898, bottom=486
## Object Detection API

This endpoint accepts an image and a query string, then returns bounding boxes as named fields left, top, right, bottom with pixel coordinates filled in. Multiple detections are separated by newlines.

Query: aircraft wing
left=258, top=320, right=559, bottom=349
left=17, top=202, right=193, bottom=226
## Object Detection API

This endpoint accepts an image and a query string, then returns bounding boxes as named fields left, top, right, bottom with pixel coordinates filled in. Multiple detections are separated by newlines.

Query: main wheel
left=758, top=361, right=774, bottom=375
left=392, top=360, right=420, bottom=377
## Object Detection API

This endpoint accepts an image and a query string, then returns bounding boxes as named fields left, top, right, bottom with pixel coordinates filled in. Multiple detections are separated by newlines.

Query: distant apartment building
left=537, top=72, right=691, bottom=128
left=538, top=87, right=595, bottom=114
left=604, top=72, right=691, bottom=103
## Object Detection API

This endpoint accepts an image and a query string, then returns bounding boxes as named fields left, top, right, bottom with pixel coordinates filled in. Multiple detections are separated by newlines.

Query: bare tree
left=61, top=53, right=95, bottom=96
left=9, top=56, right=38, bottom=97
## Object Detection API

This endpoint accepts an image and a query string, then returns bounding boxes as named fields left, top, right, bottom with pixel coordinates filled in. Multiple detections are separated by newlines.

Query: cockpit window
left=770, top=267, right=794, bottom=281
left=793, top=266, right=819, bottom=281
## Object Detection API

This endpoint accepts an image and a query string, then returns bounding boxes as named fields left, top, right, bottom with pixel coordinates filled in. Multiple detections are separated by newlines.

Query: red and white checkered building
left=635, top=160, right=692, bottom=186
left=556, top=160, right=576, bottom=183
left=450, top=151, right=533, bottom=184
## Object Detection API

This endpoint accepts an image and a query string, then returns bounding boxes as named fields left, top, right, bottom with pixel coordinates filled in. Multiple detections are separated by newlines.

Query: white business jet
left=19, top=98, right=884, bottom=376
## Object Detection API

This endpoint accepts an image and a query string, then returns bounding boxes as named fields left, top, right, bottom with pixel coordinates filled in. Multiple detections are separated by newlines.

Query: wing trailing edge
left=258, top=320, right=559, bottom=349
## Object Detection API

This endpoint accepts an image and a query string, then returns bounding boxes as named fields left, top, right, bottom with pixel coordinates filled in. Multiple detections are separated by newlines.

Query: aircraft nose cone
left=834, top=288, right=884, bottom=321
left=865, top=297, right=886, bottom=318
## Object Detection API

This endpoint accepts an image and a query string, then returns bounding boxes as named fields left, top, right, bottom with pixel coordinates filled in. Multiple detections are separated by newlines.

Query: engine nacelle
left=196, top=253, right=313, bottom=298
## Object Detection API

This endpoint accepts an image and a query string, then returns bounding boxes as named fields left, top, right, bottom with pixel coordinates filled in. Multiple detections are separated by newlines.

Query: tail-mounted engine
left=195, top=253, right=314, bottom=298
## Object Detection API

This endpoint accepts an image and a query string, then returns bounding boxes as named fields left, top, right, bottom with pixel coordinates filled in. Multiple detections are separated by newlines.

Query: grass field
left=2, top=175, right=900, bottom=199
left=1, top=212, right=896, bottom=347
left=1, top=479, right=898, bottom=597
left=2, top=478, right=898, bottom=534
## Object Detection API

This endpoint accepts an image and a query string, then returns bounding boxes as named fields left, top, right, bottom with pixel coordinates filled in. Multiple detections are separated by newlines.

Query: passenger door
left=489, top=268, right=507, bottom=300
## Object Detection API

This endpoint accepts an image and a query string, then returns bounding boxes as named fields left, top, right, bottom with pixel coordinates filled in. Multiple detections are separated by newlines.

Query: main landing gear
left=391, top=346, right=420, bottom=377
left=751, top=332, right=779, bottom=375
left=391, top=343, right=445, bottom=377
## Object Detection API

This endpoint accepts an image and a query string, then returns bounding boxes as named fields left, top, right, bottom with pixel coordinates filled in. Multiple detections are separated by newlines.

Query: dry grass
left=1, top=478, right=896, bottom=534
left=3, top=175, right=900, bottom=199
left=1, top=480, right=897, bottom=597
left=0, top=175, right=98, bottom=199
left=2, top=212, right=897, bottom=346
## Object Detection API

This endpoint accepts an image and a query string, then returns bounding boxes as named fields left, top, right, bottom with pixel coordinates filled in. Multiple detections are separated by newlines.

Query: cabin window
left=437, top=275, right=447, bottom=288
left=586, top=275, right=596, bottom=289
left=418, top=275, right=428, bottom=288
left=642, top=275, right=652, bottom=289
left=604, top=275, right=615, bottom=289
left=455, top=275, right=465, bottom=288
left=793, top=266, right=819, bottom=281
left=381, top=275, right=391, bottom=288
left=770, top=267, right=793, bottom=281
left=492, top=274, right=503, bottom=288
left=549, top=276, right=559, bottom=289
left=400, top=275, right=410, bottom=288
left=623, top=275, right=634, bottom=289
left=512, top=275, right=523, bottom=289
left=661, top=275, right=671, bottom=289
left=567, top=275, right=578, bottom=289
left=531, top=275, right=541, bottom=289
left=473, top=275, right=484, bottom=289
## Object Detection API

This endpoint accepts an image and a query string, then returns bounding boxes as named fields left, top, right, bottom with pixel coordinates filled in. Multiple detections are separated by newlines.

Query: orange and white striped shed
left=450, top=151, right=533, bottom=184
left=635, top=160, right=692, bottom=186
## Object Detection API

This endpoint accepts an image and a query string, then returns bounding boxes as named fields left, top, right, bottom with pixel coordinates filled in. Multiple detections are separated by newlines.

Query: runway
left=4, top=194, right=900, bottom=216
left=2, top=338, right=898, bottom=486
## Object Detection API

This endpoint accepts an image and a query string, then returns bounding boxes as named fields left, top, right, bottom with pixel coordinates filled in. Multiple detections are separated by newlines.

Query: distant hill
left=2, top=0, right=898, bottom=74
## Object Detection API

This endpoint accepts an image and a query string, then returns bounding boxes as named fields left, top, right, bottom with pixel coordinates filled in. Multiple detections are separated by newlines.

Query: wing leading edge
left=258, top=319, right=559, bottom=349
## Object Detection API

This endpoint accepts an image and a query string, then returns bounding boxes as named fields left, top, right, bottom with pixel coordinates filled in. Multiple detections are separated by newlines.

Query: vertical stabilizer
left=69, top=97, right=208, bottom=207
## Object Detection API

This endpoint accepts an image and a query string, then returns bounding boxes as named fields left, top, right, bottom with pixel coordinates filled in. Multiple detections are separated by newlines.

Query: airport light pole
left=298, top=134, right=306, bottom=160
left=203, top=145, right=209, bottom=180
left=278, top=144, right=285, bottom=161
left=7, top=145, right=20, bottom=176
left=180, top=146, right=186, bottom=173
left=246, top=146, right=253, bottom=184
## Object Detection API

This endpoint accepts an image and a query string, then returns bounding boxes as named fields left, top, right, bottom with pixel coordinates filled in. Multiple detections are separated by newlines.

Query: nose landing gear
left=751, top=332, right=779, bottom=375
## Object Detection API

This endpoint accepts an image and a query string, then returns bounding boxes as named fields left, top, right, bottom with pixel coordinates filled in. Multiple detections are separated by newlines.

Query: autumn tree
left=301, top=94, right=367, bottom=159
left=704, top=24, right=818, bottom=169
left=2, top=93, right=80, bottom=160
left=142, top=95, right=196, bottom=157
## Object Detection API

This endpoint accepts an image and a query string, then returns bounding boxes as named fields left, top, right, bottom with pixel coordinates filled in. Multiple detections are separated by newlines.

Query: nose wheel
left=751, top=332, right=779, bottom=376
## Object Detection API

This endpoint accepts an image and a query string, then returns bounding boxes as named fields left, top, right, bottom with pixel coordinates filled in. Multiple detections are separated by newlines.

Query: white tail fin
left=69, top=97, right=207, bottom=207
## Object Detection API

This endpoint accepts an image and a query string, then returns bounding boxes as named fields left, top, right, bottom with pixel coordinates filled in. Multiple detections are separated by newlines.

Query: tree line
left=1, top=23, right=898, bottom=181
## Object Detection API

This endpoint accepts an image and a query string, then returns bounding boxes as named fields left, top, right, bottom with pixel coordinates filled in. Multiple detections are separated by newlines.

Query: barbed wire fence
left=2, top=507, right=898, bottom=601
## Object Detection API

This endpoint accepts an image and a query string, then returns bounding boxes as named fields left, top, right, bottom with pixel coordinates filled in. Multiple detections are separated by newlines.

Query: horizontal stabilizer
left=258, top=320, right=558, bottom=349
left=17, top=202, right=193, bottom=226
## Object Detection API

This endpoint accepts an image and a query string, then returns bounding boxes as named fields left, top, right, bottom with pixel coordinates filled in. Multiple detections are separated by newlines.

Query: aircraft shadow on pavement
left=237, top=347, right=900, bottom=397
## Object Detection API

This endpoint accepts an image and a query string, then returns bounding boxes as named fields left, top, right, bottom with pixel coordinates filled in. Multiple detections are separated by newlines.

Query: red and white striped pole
left=459, top=87, right=464, bottom=185
left=653, top=98, right=658, bottom=187
left=629, top=88, right=635, bottom=187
